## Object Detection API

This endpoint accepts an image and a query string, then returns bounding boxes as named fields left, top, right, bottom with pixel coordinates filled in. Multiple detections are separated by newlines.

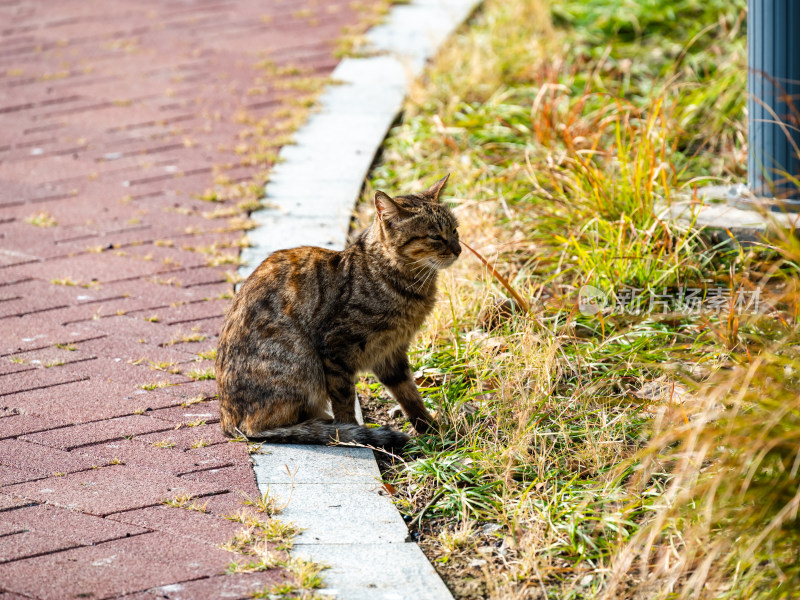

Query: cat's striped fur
left=216, top=176, right=460, bottom=448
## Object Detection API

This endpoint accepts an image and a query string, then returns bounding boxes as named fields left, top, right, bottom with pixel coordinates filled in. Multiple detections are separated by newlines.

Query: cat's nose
left=449, top=240, right=462, bottom=256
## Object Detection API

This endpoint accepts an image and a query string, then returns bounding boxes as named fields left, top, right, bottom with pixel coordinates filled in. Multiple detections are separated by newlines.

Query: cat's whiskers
left=407, top=257, right=432, bottom=270
left=407, top=257, right=436, bottom=285
left=410, top=263, right=433, bottom=276
left=410, top=271, right=427, bottom=293
left=412, top=259, right=439, bottom=293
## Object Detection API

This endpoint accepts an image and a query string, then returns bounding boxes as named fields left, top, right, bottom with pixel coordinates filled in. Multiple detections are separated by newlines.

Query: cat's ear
left=375, top=191, right=409, bottom=222
left=424, top=174, right=450, bottom=202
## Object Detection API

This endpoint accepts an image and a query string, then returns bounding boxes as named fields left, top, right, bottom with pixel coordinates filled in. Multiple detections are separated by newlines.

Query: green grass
left=359, top=0, right=800, bottom=597
left=25, top=210, right=57, bottom=227
left=186, top=368, right=215, bottom=381
left=137, top=381, right=175, bottom=391
left=219, top=492, right=329, bottom=597
left=196, top=348, right=217, bottom=361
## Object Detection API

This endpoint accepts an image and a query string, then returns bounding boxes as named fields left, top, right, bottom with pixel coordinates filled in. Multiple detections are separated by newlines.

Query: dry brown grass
left=353, top=0, right=800, bottom=597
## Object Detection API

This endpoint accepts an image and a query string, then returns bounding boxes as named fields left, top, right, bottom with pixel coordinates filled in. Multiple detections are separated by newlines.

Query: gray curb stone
left=293, top=543, right=452, bottom=600
left=240, top=1, right=482, bottom=597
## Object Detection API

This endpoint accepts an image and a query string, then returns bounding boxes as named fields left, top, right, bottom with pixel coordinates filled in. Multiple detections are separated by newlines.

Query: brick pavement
left=0, top=1, right=382, bottom=597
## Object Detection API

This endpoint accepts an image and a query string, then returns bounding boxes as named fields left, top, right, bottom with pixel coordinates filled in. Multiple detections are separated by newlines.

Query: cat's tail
left=244, top=419, right=410, bottom=449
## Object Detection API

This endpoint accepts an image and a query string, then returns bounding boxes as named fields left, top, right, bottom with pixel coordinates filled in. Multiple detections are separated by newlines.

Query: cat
left=216, top=175, right=460, bottom=448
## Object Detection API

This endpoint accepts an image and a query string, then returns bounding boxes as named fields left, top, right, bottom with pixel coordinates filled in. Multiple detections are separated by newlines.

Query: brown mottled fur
left=216, top=175, right=460, bottom=448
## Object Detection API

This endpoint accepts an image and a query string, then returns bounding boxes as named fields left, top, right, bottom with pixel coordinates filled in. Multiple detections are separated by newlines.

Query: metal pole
left=748, top=0, right=800, bottom=208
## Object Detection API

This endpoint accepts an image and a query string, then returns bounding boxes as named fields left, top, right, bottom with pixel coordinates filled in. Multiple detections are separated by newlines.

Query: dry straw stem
left=460, top=240, right=530, bottom=313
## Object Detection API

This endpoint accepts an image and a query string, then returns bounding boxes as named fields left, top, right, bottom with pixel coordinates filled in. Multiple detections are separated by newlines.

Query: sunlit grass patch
left=138, top=381, right=175, bottom=391
left=25, top=211, right=57, bottom=227
left=139, top=359, right=181, bottom=374
left=51, top=277, right=97, bottom=288
left=601, top=356, right=800, bottom=598
left=196, top=348, right=217, bottom=361
left=181, top=395, right=207, bottom=407
left=240, top=489, right=286, bottom=517
left=162, top=493, right=207, bottom=512
left=353, top=0, right=800, bottom=596
left=165, top=327, right=208, bottom=346
left=219, top=493, right=323, bottom=591
left=186, top=368, right=215, bottom=381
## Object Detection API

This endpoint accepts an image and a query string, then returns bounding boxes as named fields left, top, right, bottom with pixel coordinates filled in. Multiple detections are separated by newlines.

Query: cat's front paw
left=411, top=413, right=435, bottom=434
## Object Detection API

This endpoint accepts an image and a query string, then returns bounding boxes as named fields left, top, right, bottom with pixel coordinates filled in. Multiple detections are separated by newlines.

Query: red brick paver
left=0, top=1, right=381, bottom=597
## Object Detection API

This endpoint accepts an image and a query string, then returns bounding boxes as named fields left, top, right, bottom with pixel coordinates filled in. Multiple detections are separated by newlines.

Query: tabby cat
left=216, top=175, right=460, bottom=448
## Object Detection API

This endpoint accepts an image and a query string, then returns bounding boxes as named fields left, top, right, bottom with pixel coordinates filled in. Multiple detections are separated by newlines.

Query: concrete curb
left=659, top=186, right=800, bottom=244
left=238, top=0, right=481, bottom=598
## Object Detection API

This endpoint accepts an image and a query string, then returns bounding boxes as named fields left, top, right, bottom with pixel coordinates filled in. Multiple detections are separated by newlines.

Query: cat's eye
left=429, top=234, right=445, bottom=242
